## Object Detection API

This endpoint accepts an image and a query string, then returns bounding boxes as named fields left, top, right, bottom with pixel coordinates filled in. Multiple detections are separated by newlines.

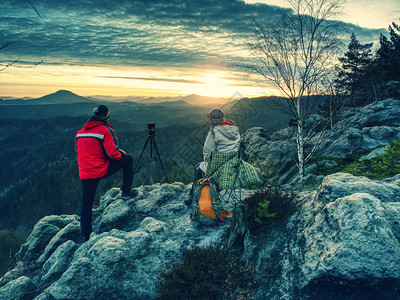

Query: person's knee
left=125, top=154, right=133, bottom=164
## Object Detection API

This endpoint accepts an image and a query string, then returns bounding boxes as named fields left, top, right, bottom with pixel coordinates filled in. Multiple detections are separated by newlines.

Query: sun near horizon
left=0, top=64, right=271, bottom=100
left=1, top=0, right=398, bottom=100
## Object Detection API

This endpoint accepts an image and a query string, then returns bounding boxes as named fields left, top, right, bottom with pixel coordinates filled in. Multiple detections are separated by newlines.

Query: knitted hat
left=207, top=108, right=225, bottom=124
left=93, top=105, right=110, bottom=120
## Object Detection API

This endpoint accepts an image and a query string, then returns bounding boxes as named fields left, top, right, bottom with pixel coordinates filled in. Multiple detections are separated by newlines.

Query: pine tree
left=376, top=22, right=400, bottom=82
left=335, top=33, right=373, bottom=105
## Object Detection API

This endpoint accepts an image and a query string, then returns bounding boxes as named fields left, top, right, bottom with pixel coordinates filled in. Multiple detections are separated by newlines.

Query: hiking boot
left=121, top=189, right=138, bottom=200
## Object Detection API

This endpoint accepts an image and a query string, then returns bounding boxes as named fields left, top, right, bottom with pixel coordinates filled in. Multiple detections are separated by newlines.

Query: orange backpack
left=190, top=178, right=231, bottom=226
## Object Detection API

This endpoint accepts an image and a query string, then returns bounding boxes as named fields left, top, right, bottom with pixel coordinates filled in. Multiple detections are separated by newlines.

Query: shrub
left=157, top=247, right=256, bottom=299
left=313, top=145, right=386, bottom=176
left=344, top=138, right=400, bottom=179
left=313, top=138, right=400, bottom=179
left=245, top=189, right=297, bottom=235
left=255, top=201, right=277, bottom=226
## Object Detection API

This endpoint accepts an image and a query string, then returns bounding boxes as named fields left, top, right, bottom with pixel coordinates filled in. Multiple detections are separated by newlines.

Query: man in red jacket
left=75, top=105, right=137, bottom=241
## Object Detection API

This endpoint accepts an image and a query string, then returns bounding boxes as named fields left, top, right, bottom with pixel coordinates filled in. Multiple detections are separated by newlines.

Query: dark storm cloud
left=0, top=0, right=385, bottom=68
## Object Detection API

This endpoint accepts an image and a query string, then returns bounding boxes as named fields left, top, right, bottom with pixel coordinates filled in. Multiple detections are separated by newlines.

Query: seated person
left=186, top=108, right=240, bottom=204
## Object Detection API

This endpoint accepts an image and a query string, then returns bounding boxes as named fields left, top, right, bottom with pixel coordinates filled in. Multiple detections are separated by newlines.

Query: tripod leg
left=149, top=136, right=161, bottom=183
left=152, top=137, right=169, bottom=183
left=150, top=137, right=153, bottom=159
left=133, top=136, right=150, bottom=174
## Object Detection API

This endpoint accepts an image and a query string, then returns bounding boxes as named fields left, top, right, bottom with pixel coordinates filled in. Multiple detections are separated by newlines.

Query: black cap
left=93, top=105, right=110, bottom=120
left=207, top=107, right=225, bottom=124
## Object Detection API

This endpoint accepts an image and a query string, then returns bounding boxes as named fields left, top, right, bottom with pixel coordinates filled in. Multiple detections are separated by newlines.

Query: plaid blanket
left=205, top=152, right=263, bottom=190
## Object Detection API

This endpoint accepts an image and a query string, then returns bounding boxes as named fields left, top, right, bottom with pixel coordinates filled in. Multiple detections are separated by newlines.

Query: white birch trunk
left=296, top=121, right=305, bottom=180
left=296, top=97, right=305, bottom=180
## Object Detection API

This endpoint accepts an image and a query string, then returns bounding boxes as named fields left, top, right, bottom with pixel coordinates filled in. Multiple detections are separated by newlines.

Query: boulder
left=242, top=127, right=296, bottom=178
left=16, top=215, right=80, bottom=273
left=0, top=276, right=36, bottom=300
left=1, top=182, right=234, bottom=299
left=255, top=173, right=400, bottom=299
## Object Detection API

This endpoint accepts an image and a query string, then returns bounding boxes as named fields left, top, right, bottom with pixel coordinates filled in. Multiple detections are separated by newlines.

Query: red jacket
left=75, top=120, right=122, bottom=179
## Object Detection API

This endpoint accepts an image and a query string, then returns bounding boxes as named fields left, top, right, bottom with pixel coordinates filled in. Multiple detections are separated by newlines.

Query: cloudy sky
left=0, top=0, right=398, bottom=99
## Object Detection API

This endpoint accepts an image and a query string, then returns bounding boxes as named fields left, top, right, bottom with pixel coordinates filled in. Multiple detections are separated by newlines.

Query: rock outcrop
left=1, top=172, right=400, bottom=299
left=254, top=172, right=400, bottom=299
left=0, top=183, right=234, bottom=299
left=243, top=98, right=400, bottom=187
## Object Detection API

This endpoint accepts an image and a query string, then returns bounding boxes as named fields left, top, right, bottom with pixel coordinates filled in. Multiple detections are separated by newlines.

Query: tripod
left=133, top=122, right=169, bottom=184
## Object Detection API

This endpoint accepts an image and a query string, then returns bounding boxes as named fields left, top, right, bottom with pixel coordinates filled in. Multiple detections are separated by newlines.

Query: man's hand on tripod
left=118, top=149, right=127, bottom=155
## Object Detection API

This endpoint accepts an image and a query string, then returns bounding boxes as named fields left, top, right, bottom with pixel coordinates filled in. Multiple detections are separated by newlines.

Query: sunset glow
left=0, top=64, right=265, bottom=98
left=0, top=0, right=397, bottom=99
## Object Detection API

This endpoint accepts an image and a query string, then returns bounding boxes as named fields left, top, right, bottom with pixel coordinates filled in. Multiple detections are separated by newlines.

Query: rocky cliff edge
left=1, top=172, right=400, bottom=299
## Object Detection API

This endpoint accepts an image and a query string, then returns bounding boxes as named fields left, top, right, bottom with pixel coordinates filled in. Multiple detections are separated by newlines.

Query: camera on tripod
left=147, top=122, right=155, bottom=135
left=134, top=122, right=168, bottom=183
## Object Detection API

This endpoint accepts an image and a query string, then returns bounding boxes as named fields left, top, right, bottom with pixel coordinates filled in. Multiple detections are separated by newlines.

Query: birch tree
left=247, top=0, right=344, bottom=180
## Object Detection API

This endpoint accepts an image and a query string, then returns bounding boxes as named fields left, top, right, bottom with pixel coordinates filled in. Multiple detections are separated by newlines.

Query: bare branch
left=0, top=58, right=43, bottom=71
left=27, top=0, right=44, bottom=22
left=243, top=0, right=345, bottom=179
left=0, top=41, right=15, bottom=51
left=0, top=58, right=20, bottom=72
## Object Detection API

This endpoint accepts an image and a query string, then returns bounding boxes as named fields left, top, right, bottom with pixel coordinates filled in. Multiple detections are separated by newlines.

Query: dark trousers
left=80, top=155, right=133, bottom=240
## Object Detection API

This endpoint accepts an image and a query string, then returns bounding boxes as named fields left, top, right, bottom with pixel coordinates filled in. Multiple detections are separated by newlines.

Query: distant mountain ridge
left=0, top=90, right=211, bottom=125
left=0, top=90, right=96, bottom=106
left=88, top=93, right=229, bottom=106
left=2, top=90, right=230, bottom=107
left=0, top=90, right=291, bottom=132
left=34, top=90, right=92, bottom=104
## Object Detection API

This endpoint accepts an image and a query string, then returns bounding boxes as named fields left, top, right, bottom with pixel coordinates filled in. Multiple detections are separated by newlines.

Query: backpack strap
left=209, top=180, right=217, bottom=201
left=208, top=181, right=224, bottom=221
